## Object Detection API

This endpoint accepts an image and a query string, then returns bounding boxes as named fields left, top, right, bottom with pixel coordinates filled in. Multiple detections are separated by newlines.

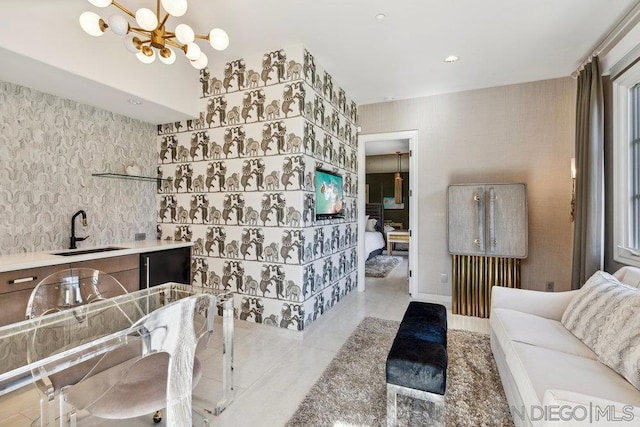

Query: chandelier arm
left=194, top=34, right=209, bottom=41
left=156, top=0, right=161, bottom=19
left=129, top=28, right=152, bottom=37
left=165, top=38, right=184, bottom=49
left=111, top=1, right=135, bottom=18
left=159, top=13, right=170, bottom=29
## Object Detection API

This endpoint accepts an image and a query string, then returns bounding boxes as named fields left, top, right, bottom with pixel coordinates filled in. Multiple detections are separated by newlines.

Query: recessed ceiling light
left=444, top=55, right=459, bottom=63
left=128, top=99, right=143, bottom=105
left=375, top=13, right=386, bottom=21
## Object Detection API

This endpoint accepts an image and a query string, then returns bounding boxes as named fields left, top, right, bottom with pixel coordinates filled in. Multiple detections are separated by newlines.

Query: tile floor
left=0, top=256, right=489, bottom=426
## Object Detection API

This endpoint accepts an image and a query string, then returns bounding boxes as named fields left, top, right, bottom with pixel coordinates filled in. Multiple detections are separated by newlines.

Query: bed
left=365, top=203, right=386, bottom=260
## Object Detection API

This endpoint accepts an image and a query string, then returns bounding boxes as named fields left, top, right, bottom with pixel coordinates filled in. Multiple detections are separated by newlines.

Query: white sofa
left=490, top=267, right=640, bottom=426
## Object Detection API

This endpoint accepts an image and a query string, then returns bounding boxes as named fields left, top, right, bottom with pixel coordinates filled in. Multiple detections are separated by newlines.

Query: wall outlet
left=134, top=233, right=146, bottom=241
left=545, top=281, right=555, bottom=292
left=440, top=273, right=448, bottom=283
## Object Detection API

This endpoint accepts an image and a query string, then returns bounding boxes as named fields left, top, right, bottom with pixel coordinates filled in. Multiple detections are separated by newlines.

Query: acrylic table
left=0, top=283, right=234, bottom=425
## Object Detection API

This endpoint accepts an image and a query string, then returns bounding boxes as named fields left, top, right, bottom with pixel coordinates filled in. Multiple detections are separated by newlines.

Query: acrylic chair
left=63, top=293, right=215, bottom=426
left=25, top=268, right=139, bottom=427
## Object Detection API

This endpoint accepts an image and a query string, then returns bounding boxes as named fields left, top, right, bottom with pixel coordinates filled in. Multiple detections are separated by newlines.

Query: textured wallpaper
left=0, top=81, right=157, bottom=255
left=359, top=77, right=576, bottom=293
left=157, top=45, right=359, bottom=330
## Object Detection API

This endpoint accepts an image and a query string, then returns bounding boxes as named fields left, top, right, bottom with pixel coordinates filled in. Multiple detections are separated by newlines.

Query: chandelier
left=79, top=0, right=229, bottom=70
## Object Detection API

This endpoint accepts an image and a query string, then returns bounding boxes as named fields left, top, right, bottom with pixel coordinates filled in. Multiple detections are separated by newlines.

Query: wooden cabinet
left=70, top=254, right=139, bottom=293
left=0, top=247, right=188, bottom=327
left=0, top=264, right=69, bottom=326
left=0, top=254, right=139, bottom=326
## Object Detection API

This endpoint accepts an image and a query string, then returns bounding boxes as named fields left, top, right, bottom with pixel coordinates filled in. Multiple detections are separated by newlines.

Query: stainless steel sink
left=52, top=247, right=126, bottom=256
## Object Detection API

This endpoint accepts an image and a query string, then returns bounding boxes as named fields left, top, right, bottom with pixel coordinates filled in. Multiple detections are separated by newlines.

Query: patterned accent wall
left=0, top=81, right=157, bottom=255
left=157, top=45, right=358, bottom=331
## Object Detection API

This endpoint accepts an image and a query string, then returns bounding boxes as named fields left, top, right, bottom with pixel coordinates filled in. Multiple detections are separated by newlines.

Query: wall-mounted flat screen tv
left=315, top=169, right=344, bottom=220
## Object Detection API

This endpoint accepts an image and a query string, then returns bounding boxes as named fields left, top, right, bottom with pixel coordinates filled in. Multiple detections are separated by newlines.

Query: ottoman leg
left=433, top=399, right=446, bottom=425
left=386, top=384, right=397, bottom=427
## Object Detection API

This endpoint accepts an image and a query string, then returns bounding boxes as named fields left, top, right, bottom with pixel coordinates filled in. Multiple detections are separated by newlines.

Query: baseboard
left=413, top=293, right=452, bottom=309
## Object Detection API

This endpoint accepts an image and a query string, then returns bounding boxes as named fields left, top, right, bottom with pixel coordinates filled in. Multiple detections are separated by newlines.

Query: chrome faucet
left=70, top=210, right=89, bottom=249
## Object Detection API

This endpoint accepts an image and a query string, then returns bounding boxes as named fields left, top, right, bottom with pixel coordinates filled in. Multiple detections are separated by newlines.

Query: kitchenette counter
left=0, top=240, right=193, bottom=273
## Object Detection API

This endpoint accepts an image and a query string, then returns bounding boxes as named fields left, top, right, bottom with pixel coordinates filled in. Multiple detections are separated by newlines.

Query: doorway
left=357, top=130, right=419, bottom=296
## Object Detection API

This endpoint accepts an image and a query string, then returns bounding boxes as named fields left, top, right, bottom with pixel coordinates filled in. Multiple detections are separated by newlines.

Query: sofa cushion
left=613, top=266, right=640, bottom=288
left=561, top=271, right=637, bottom=350
left=491, top=308, right=597, bottom=360
left=594, top=291, right=640, bottom=391
left=507, top=342, right=640, bottom=410
left=543, top=389, right=640, bottom=423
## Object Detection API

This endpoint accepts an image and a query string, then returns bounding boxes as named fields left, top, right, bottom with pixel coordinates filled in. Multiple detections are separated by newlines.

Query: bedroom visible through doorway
left=358, top=131, right=418, bottom=296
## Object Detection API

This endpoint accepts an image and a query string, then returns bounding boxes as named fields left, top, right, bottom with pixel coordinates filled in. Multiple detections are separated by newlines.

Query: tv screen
left=315, top=169, right=344, bottom=220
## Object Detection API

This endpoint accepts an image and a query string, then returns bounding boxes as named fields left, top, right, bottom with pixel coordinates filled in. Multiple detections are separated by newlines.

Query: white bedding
left=365, top=231, right=385, bottom=258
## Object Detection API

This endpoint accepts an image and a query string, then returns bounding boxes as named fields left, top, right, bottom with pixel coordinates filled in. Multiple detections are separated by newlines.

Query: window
left=632, top=85, right=640, bottom=248
left=613, top=62, right=640, bottom=267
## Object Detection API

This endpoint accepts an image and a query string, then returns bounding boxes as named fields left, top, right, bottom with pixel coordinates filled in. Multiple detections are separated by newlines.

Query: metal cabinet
left=140, top=246, right=191, bottom=289
left=448, top=183, right=528, bottom=258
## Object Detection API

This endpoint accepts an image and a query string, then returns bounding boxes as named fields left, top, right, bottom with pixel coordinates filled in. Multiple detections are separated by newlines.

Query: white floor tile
left=2, top=413, right=34, bottom=427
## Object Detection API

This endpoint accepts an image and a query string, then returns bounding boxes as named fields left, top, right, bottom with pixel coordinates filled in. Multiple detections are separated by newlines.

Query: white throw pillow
left=384, top=224, right=395, bottom=233
left=594, top=290, right=640, bottom=390
left=366, top=218, right=377, bottom=232
left=561, top=271, right=634, bottom=350
left=562, top=270, right=640, bottom=391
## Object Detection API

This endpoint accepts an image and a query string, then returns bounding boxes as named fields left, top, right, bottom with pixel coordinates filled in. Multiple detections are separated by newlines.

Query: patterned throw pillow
left=561, top=271, right=637, bottom=350
left=594, top=291, right=640, bottom=390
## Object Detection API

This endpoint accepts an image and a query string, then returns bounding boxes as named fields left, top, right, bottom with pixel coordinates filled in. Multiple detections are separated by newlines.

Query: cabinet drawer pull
left=9, top=276, right=37, bottom=285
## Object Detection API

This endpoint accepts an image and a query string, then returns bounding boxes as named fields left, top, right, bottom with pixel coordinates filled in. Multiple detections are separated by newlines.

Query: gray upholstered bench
left=386, top=302, right=448, bottom=426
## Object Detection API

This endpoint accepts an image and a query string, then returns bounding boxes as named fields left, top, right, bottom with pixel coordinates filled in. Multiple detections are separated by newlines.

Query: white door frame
left=357, top=130, right=419, bottom=296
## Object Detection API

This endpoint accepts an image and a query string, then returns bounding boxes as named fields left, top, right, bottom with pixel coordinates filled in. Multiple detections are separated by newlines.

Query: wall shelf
left=92, top=173, right=163, bottom=183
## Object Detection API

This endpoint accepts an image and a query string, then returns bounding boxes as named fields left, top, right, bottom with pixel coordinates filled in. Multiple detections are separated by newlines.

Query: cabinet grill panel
left=452, top=255, right=521, bottom=318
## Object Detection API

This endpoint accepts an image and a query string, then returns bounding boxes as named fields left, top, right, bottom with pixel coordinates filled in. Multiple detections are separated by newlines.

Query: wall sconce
left=570, top=157, right=576, bottom=222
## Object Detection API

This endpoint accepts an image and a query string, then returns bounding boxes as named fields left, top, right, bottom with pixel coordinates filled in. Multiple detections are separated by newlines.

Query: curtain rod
left=572, top=1, right=640, bottom=78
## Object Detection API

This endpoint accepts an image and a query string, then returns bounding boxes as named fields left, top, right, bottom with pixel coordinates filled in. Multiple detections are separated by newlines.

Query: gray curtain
left=571, top=57, right=604, bottom=289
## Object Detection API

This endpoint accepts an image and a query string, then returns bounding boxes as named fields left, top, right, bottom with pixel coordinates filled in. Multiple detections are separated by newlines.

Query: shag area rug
left=287, top=317, right=513, bottom=427
left=365, top=255, right=402, bottom=278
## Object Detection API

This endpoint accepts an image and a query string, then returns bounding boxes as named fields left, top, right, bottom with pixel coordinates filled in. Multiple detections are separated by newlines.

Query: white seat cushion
left=506, top=342, right=640, bottom=410
left=67, top=353, right=202, bottom=419
left=491, top=308, right=597, bottom=360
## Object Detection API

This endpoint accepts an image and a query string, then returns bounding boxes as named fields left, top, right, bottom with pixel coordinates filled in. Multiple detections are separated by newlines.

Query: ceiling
left=0, top=0, right=637, bottom=124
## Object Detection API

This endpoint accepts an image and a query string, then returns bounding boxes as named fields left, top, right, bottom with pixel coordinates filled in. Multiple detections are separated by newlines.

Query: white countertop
left=0, top=240, right=193, bottom=273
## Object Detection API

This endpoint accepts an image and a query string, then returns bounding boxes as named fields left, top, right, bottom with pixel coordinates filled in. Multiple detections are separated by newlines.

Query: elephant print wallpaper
left=157, top=45, right=359, bottom=331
